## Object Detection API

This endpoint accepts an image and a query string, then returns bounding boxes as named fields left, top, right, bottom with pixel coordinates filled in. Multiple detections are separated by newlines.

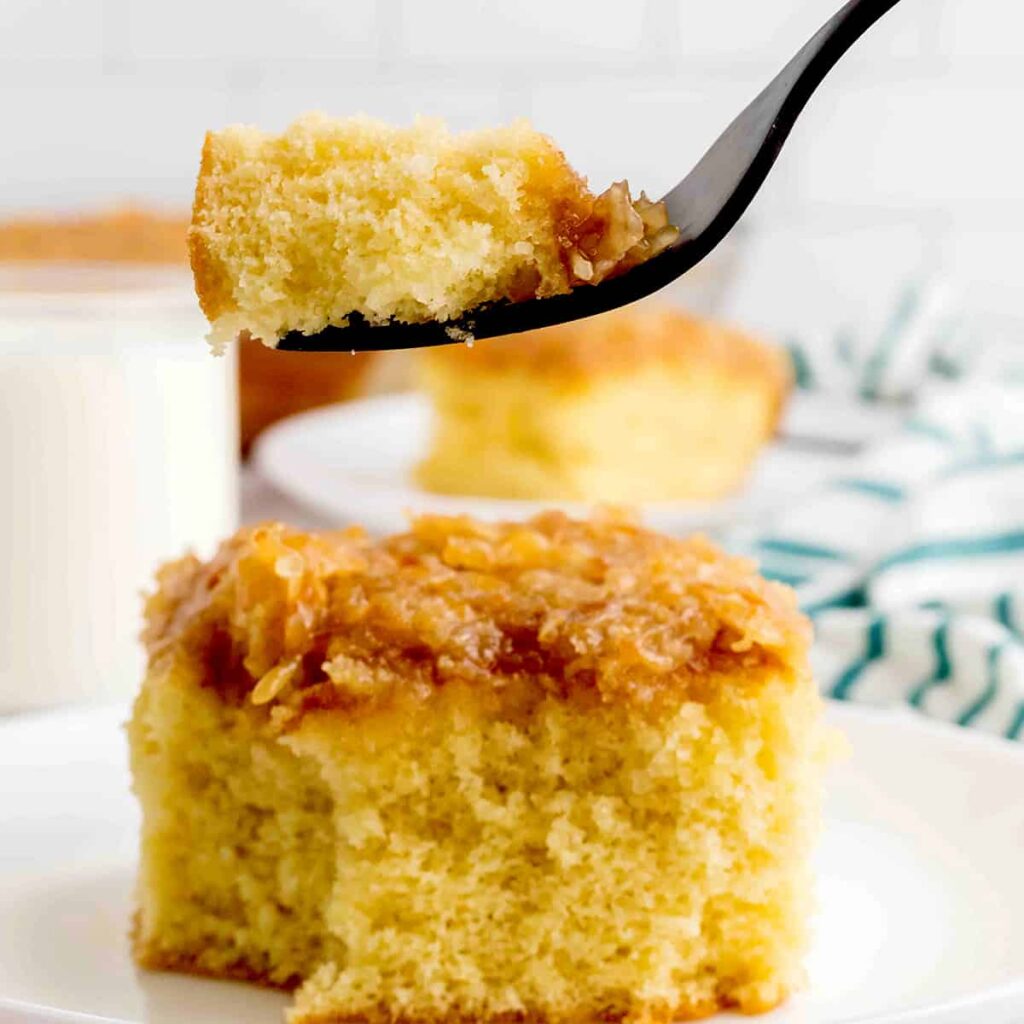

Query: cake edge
left=131, top=910, right=301, bottom=992
left=188, top=131, right=232, bottom=330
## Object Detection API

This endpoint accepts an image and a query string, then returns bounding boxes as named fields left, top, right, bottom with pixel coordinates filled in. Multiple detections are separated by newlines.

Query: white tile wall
left=792, top=80, right=1024, bottom=211
left=529, top=80, right=765, bottom=198
left=401, top=1, right=646, bottom=61
left=938, top=0, right=1020, bottom=59
left=122, top=0, right=377, bottom=61
left=1, top=74, right=236, bottom=208
left=0, top=0, right=1021, bottom=326
left=248, top=75, right=505, bottom=135
left=674, top=0, right=932, bottom=61
left=0, top=0, right=105, bottom=60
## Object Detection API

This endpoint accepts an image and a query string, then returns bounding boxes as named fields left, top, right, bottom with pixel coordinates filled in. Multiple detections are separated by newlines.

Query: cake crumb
left=444, top=323, right=476, bottom=346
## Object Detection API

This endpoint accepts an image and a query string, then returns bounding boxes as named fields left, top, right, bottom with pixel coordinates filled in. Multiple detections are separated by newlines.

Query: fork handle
left=666, top=0, right=904, bottom=249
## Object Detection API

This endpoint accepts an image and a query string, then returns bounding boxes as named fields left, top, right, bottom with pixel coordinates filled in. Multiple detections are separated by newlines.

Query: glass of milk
left=0, top=264, right=238, bottom=712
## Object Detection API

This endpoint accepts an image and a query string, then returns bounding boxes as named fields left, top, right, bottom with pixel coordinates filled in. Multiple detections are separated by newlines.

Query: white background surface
left=1, top=0, right=1022, bottom=331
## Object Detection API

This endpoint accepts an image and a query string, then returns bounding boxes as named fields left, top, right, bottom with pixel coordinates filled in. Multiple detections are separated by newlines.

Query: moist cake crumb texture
left=417, top=306, right=791, bottom=502
left=189, top=114, right=677, bottom=348
left=131, top=512, right=829, bottom=1024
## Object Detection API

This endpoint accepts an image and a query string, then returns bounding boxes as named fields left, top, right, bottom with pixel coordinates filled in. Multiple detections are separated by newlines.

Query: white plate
left=2, top=702, right=1022, bottom=1024
left=253, top=393, right=903, bottom=536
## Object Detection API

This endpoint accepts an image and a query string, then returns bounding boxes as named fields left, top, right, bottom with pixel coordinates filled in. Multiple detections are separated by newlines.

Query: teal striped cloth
left=784, top=277, right=1024, bottom=399
left=728, top=382, right=1024, bottom=740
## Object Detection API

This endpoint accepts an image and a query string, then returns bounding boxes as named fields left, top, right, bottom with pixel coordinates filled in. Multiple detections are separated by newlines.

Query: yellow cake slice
left=129, top=511, right=829, bottom=1023
left=189, top=114, right=677, bottom=348
left=417, top=306, right=791, bottom=503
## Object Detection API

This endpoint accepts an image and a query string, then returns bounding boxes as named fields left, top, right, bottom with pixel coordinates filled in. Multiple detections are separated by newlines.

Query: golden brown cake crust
left=425, top=305, right=791, bottom=395
left=143, top=512, right=810, bottom=721
left=189, top=131, right=233, bottom=324
left=132, top=915, right=299, bottom=992
left=0, top=205, right=188, bottom=264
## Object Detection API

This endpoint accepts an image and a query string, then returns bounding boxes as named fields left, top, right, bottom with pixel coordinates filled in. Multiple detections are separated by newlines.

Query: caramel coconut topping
left=144, top=512, right=810, bottom=720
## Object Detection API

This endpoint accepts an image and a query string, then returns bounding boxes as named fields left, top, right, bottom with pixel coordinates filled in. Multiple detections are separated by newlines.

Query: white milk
left=0, top=266, right=238, bottom=712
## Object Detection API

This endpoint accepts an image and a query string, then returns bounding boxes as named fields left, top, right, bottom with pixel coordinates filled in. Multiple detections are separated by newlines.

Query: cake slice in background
left=417, top=305, right=791, bottom=503
left=0, top=205, right=190, bottom=264
left=130, top=511, right=830, bottom=1023
left=190, top=114, right=676, bottom=348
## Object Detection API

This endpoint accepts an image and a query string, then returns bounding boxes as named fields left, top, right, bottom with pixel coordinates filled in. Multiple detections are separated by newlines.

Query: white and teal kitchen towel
left=783, top=277, right=1024, bottom=400
left=731, top=380, right=1024, bottom=740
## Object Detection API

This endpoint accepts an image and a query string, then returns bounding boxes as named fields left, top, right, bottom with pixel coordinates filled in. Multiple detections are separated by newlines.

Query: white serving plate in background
left=1, top=701, right=1022, bottom=1023
left=253, top=393, right=904, bottom=536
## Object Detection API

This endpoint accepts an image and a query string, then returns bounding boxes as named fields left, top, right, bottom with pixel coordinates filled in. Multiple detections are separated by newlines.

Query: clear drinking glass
left=0, top=264, right=238, bottom=712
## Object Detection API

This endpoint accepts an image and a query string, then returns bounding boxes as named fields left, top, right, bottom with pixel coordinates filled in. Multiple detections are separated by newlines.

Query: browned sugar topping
left=559, top=184, right=679, bottom=291
left=144, top=513, right=810, bottom=719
